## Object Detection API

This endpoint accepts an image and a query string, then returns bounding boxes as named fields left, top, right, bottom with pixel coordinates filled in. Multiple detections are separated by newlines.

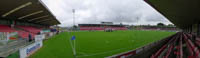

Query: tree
left=157, top=23, right=165, bottom=27
left=73, top=25, right=77, bottom=28
left=72, top=25, right=78, bottom=31
left=168, top=24, right=174, bottom=27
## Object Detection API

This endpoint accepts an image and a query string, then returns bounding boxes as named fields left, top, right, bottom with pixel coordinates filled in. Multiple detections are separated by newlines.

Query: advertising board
left=19, top=41, right=43, bottom=58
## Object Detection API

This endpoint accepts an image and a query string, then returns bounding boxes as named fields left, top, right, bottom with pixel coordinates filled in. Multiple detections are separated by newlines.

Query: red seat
left=0, top=25, right=16, bottom=32
left=151, top=45, right=167, bottom=58
left=17, top=26, right=41, bottom=34
left=17, top=31, right=35, bottom=39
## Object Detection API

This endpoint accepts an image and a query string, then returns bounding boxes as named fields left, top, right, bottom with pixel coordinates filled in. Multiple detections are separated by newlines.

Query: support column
left=197, top=22, right=200, bottom=36
left=190, top=25, right=193, bottom=34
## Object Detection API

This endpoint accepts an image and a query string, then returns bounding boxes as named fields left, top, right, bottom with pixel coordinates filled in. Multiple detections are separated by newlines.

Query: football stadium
left=1, top=0, right=200, bottom=58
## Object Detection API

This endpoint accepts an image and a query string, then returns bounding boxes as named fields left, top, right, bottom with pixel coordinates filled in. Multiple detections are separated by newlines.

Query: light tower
left=72, top=9, right=76, bottom=27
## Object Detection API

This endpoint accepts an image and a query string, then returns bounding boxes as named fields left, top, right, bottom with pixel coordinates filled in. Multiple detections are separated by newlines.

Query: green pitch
left=30, top=30, right=175, bottom=58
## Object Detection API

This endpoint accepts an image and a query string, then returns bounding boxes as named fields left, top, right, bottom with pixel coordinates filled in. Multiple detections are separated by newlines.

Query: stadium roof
left=144, top=0, right=200, bottom=29
left=0, top=0, right=60, bottom=25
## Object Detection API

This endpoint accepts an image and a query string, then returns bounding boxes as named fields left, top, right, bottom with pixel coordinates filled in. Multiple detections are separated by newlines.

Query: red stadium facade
left=79, top=22, right=128, bottom=31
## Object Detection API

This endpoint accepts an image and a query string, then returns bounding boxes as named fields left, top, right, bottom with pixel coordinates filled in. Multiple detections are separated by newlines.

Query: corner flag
left=71, top=36, right=76, bottom=40
left=70, top=35, right=77, bottom=58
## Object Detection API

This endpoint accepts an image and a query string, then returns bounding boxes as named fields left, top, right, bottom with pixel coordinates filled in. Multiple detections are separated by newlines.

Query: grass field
left=30, top=30, right=175, bottom=58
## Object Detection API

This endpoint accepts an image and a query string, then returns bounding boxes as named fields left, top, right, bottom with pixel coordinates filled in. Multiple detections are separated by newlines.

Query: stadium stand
left=111, top=33, right=200, bottom=58
left=109, top=0, right=200, bottom=58
left=0, top=0, right=60, bottom=57
left=79, top=22, right=128, bottom=31
left=79, top=26, right=104, bottom=30
left=79, top=26, right=128, bottom=31
left=150, top=32, right=200, bottom=58
left=0, top=25, right=16, bottom=32
left=17, top=31, right=34, bottom=39
left=17, top=26, right=42, bottom=34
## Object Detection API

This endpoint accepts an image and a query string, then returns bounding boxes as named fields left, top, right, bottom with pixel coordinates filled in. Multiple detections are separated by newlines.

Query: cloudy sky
left=41, top=0, right=172, bottom=27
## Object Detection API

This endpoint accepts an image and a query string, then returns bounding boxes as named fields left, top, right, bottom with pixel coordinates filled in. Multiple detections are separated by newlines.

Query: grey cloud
left=42, top=0, right=172, bottom=27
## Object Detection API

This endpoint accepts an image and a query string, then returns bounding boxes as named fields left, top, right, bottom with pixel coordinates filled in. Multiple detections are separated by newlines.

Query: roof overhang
left=0, top=0, right=60, bottom=25
left=144, top=0, right=200, bottom=29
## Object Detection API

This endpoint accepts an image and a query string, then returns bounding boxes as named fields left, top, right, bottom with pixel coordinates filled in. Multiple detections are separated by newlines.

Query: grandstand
left=109, top=0, right=200, bottom=58
left=0, top=0, right=60, bottom=57
left=144, top=0, right=200, bottom=58
left=79, top=22, right=128, bottom=31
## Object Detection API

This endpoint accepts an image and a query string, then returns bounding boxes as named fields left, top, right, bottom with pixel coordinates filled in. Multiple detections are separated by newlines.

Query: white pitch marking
left=77, top=48, right=129, bottom=57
